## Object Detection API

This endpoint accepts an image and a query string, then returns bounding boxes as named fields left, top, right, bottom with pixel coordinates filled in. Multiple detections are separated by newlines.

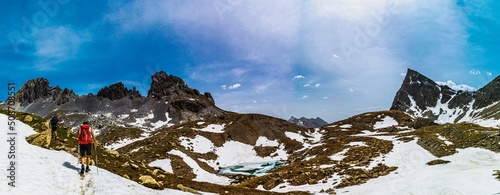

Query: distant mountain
left=288, top=116, right=328, bottom=128
left=391, top=68, right=500, bottom=127
left=7, top=71, right=224, bottom=130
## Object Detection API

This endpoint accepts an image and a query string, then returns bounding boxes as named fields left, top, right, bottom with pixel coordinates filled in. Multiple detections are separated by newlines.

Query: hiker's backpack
left=78, top=124, right=93, bottom=144
left=50, top=116, right=58, bottom=126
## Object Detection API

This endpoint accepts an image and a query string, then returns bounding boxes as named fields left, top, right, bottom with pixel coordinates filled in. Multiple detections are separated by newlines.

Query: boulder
left=26, top=129, right=51, bottom=148
left=106, top=149, right=120, bottom=158
left=139, top=175, right=161, bottom=189
left=177, top=184, right=201, bottom=195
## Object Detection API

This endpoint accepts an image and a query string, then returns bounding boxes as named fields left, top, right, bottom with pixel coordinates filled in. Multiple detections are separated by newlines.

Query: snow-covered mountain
left=391, top=68, right=500, bottom=127
left=288, top=116, right=328, bottom=128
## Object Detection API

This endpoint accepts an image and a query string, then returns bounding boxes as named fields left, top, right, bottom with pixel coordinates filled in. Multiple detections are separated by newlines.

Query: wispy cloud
left=469, top=69, right=481, bottom=75
left=222, top=83, right=241, bottom=90
left=33, top=26, right=90, bottom=71
left=293, top=75, right=305, bottom=80
left=436, top=80, right=476, bottom=92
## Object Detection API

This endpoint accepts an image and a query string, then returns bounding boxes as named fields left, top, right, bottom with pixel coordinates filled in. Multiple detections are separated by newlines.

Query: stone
left=176, top=184, right=201, bottom=195
left=26, top=129, right=51, bottom=148
left=24, top=115, right=33, bottom=122
left=106, top=149, right=120, bottom=158
left=139, top=175, right=161, bottom=189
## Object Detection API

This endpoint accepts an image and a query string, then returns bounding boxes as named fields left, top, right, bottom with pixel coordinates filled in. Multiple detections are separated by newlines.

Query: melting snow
left=374, top=116, right=398, bottom=129
left=149, top=159, right=173, bottom=173
left=180, top=135, right=215, bottom=154
left=285, top=132, right=305, bottom=142
left=340, top=141, right=500, bottom=194
left=168, top=150, right=231, bottom=184
left=195, top=124, right=225, bottom=133
left=255, top=136, right=279, bottom=147
left=340, top=124, right=352, bottom=128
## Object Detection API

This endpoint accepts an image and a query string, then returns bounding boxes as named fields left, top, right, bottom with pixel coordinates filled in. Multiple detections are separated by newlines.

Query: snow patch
left=168, top=150, right=231, bottom=184
left=255, top=136, right=279, bottom=147
left=195, top=124, right=225, bottom=133
left=374, top=116, right=398, bottom=129
left=180, top=135, right=215, bottom=154
left=149, top=159, right=173, bottom=173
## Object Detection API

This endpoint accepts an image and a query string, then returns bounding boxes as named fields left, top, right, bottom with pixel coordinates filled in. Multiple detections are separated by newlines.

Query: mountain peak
left=288, top=116, right=328, bottom=128
left=14, top=78, right=76, bottom=106
left=97, top=82, right=141, bottom=100
left=391, top=69, right=450, bottom=113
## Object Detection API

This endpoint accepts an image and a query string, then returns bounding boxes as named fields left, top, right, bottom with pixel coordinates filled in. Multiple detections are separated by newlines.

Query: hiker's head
left=83, top=121, right=89, bottom=125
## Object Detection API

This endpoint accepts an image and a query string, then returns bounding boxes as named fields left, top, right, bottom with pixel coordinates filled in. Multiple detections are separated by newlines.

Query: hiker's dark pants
left=79, top=143, right=92, bottom=156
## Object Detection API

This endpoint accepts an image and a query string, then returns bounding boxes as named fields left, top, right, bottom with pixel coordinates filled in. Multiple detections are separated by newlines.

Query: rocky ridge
left=288, top=116, right=328, bottom=128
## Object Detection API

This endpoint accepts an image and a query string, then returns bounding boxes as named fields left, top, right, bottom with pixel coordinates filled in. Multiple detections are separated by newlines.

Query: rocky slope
left=391, top=68, right=500, bottom=127
left=288, top=116, right=328, bottom=128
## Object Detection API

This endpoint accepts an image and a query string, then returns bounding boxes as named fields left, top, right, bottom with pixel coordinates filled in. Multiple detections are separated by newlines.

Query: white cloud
left=323, top=96, right=328, bottom=99
left=436, top=80, right=476, bottom=92
left=302, top=95, right=309, bottom=99
left=304, top=84, right=311, bottom=87
left=349, top=88, right=354, bottom=92
left=315, top=83, right=321, bottom=87
left=222, top=84, right=241, bottom=90
left=469, top=69, right=481, bottom=75
left=293, top=75, right=305, bottom=80
left=229, top=83, right=241, bottom=89
left=486, top=72, right=493, bottom=76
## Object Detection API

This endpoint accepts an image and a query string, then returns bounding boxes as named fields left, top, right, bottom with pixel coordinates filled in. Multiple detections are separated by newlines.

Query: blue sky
left=1, top=0, right=499, bottom=122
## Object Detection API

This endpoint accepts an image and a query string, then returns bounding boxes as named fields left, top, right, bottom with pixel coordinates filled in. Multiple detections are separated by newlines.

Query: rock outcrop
left=148, top=71, right=215, bottom=104
left=97, top=82, right=141, bottom=100
left=14, top=78, right=76, bottom=106
left=288, top=116, right=328, bottom=128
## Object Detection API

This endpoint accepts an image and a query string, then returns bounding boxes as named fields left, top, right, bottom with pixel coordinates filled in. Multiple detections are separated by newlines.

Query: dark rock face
left=14, top=78, right=50, bottom=106
left=390, top=68, right=500, bottom=122
left=473, top=76, right=500, bottom=108
left=97, top=82, right=141, bottom=100
left=14, top=78, right=76, bottom=106
left=147, top=71, right=215, bottom=103
left=288, top=116, right=328, bottom=128
left=390, top=69, right=442, bottom=112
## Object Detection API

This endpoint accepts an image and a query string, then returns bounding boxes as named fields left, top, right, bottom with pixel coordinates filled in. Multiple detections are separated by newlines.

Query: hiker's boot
left=80, top=165, right=85, bottom=174
left=85, top=165, right=90, bottom=172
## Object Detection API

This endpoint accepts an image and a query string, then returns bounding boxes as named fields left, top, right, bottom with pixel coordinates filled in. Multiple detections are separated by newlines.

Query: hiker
left=50, top=115, right=58, bottom=140
left=75, top=121, right=99, bottom=174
